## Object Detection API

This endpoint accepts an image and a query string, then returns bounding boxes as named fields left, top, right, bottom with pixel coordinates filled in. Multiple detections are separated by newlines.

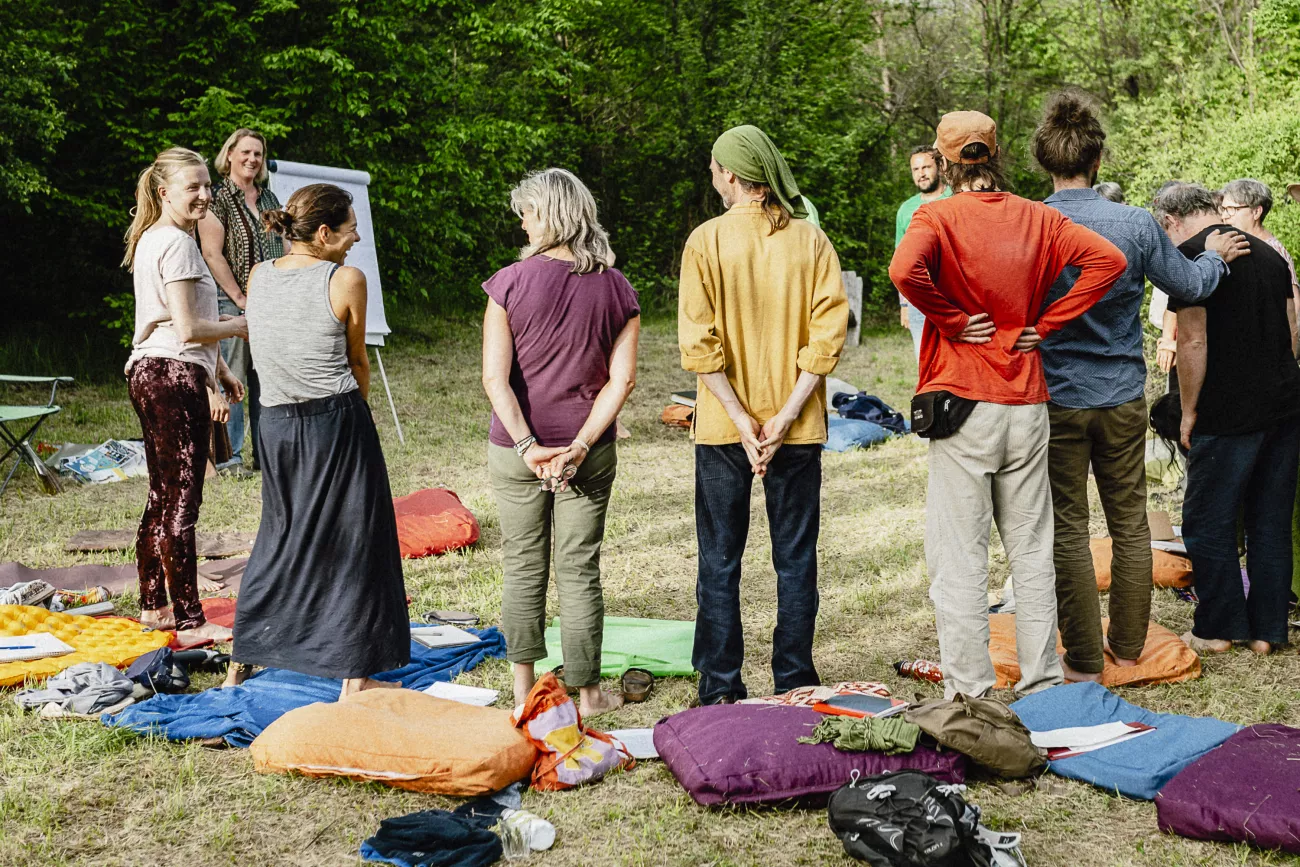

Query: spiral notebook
left=0, top=633, right=76, bottom=663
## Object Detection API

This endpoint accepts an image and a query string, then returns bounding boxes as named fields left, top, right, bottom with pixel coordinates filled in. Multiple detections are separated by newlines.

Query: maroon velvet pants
left=127, top=357, right=210, bottom=630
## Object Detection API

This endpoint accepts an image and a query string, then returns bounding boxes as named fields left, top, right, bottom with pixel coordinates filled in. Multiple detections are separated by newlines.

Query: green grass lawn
left=2, top=315, right=1298, bottom=866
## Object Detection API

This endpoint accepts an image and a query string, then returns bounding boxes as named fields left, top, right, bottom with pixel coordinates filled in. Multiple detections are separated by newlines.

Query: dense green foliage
left=2, top=0, right=1297, bottom=357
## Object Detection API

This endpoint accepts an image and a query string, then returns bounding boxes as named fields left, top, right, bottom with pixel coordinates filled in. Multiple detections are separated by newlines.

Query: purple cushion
left=653, top=704, right=967, bottom=807
left=1156, top=724, right=1300, bottom=854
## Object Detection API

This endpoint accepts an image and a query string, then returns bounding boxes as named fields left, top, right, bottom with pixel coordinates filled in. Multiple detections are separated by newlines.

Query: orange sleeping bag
left=1090, top=537, right=1193, bottom=591
left=988, top=612, right=1200, bottom=689
left=393, top=488, right=481, bottom=558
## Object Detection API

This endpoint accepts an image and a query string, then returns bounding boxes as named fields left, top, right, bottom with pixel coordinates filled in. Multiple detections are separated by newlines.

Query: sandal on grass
left=620, top=667, right=654, bottom=703
left=550, top=665, right=580, bottom=697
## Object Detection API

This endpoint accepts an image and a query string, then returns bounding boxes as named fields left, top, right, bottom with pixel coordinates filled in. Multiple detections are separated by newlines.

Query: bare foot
left=176, top=621, right=233, bottom=644
left=139, top=608, right=176, bottom=631
left=513, top=662, right=537, bottom=706
left=222, top=662, right=254, bottom=689
left=197, top=575, right=226, bottom=593
left=1060, top=656, right=1103, bottom=684
left=1102, top=639, right=1140, bottom=667
left=579, top=686, right=624, bottom=717
left=1182, top=631, right=1232, bottom=654
left=339, top=677, right=401, bottom=699
left=1246, top=640, right=1274, bottom=656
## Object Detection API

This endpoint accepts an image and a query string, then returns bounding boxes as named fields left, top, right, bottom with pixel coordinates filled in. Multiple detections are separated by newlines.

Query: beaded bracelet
left=514, top=435, right=537, bottom=456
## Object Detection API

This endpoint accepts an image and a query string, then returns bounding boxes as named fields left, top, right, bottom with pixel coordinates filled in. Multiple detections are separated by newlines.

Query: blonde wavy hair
left=214, top=128, right=269, bottom=184
left=510, top=168, right=615, bottom=274
left=121, top=147, right=208, bottom=272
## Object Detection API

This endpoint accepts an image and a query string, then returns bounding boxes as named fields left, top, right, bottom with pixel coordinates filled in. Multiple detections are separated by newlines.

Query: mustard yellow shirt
left=678, top=202, right=848, bottom=445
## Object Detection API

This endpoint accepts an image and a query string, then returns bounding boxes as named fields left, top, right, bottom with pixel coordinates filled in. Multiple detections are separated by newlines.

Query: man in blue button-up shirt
left=1029, top=90, right=1250, bottom=683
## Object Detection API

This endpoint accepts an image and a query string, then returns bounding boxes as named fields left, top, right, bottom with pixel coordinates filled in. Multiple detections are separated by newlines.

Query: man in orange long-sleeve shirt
left=889, top=111, right=1127, bottom=699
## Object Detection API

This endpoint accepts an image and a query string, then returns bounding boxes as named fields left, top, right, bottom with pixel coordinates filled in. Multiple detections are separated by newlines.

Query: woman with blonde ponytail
left=123, top=147, right=249, bottom=644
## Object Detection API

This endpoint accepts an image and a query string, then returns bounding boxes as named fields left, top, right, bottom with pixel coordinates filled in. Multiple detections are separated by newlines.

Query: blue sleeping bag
left=1009, top=681, right=1239, bottom=800
left=105, top=626, right=505, bottom=747
left=824, top=417, right=891, bottom=452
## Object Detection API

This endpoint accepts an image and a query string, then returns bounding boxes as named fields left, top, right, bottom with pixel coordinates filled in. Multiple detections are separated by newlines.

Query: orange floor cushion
left=1091, top=537, right=1194, bottom=591
left=988, top=612, right=1200, bottom=690
left=393, top=488, right=481, bottom=558
left=0, top=605, right=172, bottom=687
left=251, top=688, right=538, bottom=795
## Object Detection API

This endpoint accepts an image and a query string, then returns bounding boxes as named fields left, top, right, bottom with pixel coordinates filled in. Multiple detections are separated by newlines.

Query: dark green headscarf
left=711, top=125, right=809, bottom=220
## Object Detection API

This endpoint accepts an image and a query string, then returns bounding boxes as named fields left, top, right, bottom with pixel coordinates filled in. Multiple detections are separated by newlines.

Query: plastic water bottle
left=501, top=809, right=556, bottom=851
left=894, top=659, right=944, bottom=684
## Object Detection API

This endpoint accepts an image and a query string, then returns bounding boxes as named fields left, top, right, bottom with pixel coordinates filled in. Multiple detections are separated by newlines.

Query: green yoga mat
left=535, top=616, right=696, bottom=677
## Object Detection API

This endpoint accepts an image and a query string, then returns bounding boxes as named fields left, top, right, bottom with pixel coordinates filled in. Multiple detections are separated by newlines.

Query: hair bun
left=1044, top=91, right=1094, bottom=129
left=262, top=208, right=293, bottom=236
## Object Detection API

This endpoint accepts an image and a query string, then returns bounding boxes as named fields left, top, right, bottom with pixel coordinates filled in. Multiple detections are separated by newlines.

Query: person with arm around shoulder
left=481, top=168, right=640, bottom=716
left=196, top=128, right=286, bottom=471
left=1029, top=91, right=1249, bottom=683
left=122, top=147, right=248, bottom=645
left=227, top=183, right=409, bottom=698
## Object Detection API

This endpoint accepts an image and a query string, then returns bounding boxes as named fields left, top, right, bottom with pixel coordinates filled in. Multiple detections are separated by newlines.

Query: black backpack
left=827, top=770, right=1021, bottom=867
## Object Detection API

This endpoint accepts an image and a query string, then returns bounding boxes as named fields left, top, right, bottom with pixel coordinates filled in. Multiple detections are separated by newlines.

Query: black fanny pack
left=910, top=390, right=978, bottom=439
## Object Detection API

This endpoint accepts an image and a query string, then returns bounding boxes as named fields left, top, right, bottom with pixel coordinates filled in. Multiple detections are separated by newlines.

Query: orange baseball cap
left=934, top=111, right=998, bottom=164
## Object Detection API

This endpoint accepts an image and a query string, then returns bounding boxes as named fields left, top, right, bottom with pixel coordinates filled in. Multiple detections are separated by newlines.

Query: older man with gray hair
left=1154, top=182, right=1300, bottom=656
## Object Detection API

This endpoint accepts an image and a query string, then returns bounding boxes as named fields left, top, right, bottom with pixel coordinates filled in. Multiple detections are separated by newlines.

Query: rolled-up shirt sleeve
left=797, top=237, right=849, bottom=375
left=678, top=243, right=725, bottom=373
left=889, top=212, right=970, bottom=337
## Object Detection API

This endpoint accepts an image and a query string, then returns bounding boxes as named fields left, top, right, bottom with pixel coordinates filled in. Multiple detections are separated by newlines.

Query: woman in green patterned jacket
left=197, top=128, right=285, bottom=472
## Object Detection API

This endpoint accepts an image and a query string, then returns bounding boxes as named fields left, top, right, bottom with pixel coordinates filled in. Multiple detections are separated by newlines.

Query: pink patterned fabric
left=738, top=681, right=892, bottom=708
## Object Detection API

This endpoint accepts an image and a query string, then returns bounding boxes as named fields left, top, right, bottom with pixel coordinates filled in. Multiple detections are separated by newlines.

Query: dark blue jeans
left=1183, top=416, right=1300, bottom=644
left=693, top=443, right=821, bottom=702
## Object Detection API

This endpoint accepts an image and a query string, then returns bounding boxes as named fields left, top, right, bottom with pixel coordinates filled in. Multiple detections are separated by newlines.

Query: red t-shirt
left=889, top=191, right=1126, bottom=405
left=484, top=255, right=640, bottom=448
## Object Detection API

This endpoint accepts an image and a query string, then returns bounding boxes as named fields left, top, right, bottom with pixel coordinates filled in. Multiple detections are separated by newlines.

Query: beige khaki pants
left=488, top=441, right=616, bottom=687
left=926, top=401, right=1063, bottom=699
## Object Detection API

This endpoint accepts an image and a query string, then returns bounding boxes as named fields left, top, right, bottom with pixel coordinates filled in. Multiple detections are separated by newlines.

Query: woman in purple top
left=482, top=168, right=640, bottom=715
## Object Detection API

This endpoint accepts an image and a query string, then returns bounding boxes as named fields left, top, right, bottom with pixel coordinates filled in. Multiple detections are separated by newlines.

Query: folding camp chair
left=0, top=375, right=73, bottom=496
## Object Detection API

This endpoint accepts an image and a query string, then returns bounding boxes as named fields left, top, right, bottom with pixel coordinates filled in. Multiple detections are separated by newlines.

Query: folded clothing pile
left=13, top=662, right=134, bottom=717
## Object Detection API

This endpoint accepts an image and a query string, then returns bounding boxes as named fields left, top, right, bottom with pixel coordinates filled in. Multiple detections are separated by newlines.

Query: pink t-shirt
left=126, top=225, right=220, bottom=378
left=484, top=255, right=640, bottom=448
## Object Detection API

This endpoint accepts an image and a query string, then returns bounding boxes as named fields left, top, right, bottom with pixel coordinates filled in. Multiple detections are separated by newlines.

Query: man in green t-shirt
left=895, top=145, right=952, bottom=359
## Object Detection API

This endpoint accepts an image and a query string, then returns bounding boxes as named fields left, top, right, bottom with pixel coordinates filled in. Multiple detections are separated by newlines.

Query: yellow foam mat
left=0, top=605, right=171, bottom=687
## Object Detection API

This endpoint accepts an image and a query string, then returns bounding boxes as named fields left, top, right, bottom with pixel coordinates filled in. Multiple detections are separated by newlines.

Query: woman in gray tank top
left=226, top=183, right=409, bottom=697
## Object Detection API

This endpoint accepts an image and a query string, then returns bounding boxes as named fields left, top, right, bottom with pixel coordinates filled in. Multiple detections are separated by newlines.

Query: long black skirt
left=233, top=390, right=410, bottom=679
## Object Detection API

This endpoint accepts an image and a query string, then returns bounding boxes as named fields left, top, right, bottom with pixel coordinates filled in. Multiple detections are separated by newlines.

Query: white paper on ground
left=423, top=681, right=500, bottom=706
left=1150, top=539, right=1187, bottom=555
left=608, top=728, right=659, bottom=759
left=0, top=633, right=75, bottom=663
left=409, top=625, right=482, bottom=649
left=1032, top=722, right=1155, bottom=759
left=1030, top=721, right=1150, bottom=750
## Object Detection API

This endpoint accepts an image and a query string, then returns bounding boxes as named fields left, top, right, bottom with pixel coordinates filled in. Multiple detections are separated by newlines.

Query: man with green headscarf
left=678, top=123, right=848, bottom=706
